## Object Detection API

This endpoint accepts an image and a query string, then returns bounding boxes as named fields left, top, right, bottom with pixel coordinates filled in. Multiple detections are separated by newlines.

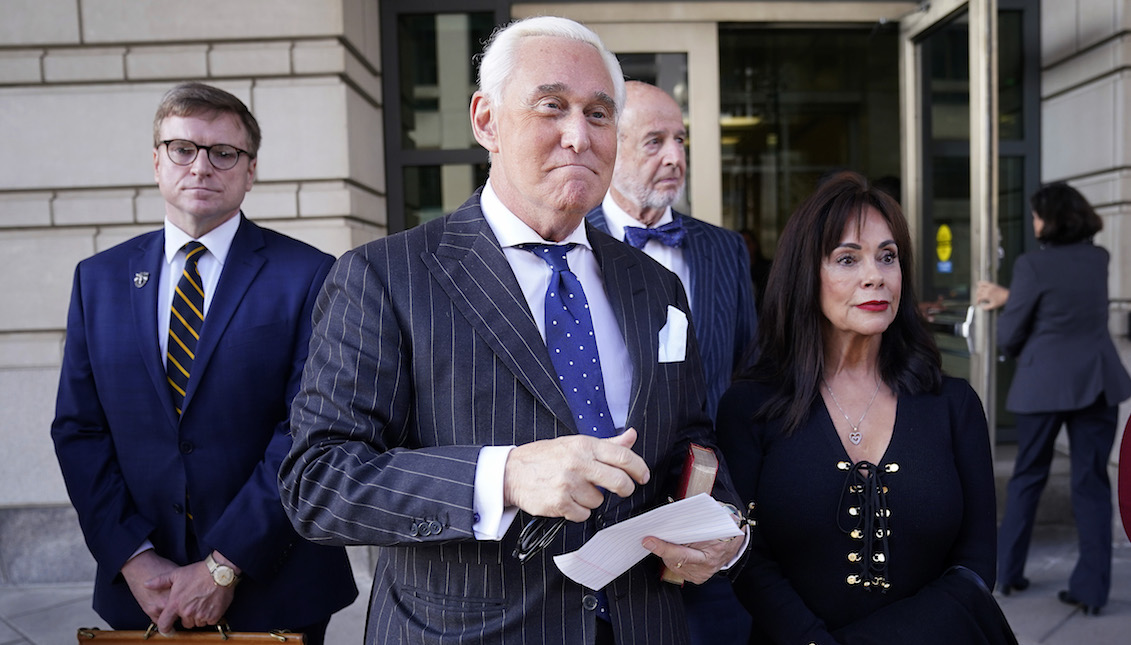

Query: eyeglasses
left=159, top=139, right=254, bottom=171
left=513, top=516, right=567, bottom=563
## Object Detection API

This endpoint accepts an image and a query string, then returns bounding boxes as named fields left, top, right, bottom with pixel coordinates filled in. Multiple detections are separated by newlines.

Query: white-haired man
left=281, top=16, right=745, bottom=645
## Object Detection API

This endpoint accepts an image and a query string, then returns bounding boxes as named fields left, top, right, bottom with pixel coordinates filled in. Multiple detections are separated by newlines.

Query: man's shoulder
left=345, top=194, right=485, bottom=261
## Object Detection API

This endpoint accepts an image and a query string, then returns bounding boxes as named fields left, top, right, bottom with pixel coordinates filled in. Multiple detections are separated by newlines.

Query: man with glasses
left=281, top=16, right=745, bottom=645
left=51, top=82, right=356, bottom=642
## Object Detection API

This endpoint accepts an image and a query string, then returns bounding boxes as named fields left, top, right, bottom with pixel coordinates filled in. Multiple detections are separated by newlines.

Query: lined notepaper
left=553, top=493, right=743, bottom=590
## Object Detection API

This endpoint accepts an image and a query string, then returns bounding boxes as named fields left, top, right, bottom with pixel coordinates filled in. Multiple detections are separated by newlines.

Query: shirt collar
left=480, top=179, right=591, bottom=250
left=600, top=192, right=674, bottom=241
left=164, top=213, right=241, bottom=265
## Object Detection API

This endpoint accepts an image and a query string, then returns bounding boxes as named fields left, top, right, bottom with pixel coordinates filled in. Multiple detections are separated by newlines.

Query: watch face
left=214, top=566, right=236, bottom=587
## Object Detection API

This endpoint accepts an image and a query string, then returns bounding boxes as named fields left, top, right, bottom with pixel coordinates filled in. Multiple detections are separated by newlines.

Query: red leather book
left=660, top=443, right=719, bottom=584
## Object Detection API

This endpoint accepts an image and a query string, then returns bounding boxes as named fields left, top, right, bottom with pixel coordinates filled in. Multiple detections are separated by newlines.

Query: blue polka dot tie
left=523, top=244, right=616, bottom=439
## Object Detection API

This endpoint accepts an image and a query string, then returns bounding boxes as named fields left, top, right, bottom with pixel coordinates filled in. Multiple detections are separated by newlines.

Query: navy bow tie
left=623, top=220, right=686, bottom=249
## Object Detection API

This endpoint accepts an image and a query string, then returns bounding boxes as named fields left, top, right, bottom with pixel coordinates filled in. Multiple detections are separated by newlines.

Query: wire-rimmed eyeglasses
left=159, top=139, right=254, bottom=171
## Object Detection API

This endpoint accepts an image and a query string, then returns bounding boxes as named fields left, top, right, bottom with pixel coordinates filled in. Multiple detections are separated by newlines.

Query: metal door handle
left=956, top=305, right=975, bottom=355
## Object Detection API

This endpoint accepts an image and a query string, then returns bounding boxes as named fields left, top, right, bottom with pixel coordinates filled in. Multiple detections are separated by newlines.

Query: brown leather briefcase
left=77, top=624, right=304, bottom=643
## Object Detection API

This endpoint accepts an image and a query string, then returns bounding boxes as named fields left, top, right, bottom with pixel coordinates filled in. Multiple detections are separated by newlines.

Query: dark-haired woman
left=976, top=182, right=1131, bottom=615
left=719, top=172, right=1005, bottom=644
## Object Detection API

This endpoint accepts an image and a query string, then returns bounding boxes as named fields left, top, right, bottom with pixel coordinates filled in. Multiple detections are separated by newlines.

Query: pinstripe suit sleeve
left=280, top=243, right=480, bottom=547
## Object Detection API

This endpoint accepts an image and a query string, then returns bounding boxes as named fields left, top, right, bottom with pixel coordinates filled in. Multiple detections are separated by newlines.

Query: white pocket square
left=658, top=306, right=688, bottom=363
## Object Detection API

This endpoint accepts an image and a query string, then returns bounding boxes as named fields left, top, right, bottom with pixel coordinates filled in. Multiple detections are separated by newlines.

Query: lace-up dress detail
left=837, top=460, right=899, bottom=591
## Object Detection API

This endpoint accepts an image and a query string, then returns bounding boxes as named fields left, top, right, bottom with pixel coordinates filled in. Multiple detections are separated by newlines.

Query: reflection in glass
left=928, top=156, right=971, bottom=303
left=999, top=11, right=1024, bottom=141
left=718, top=25, right=900, bottom=258
left=404, top=164, right=489, bottom=229
left=398, top=13, right=495, bottom=150
left=929, top=16, right=971, bottom=141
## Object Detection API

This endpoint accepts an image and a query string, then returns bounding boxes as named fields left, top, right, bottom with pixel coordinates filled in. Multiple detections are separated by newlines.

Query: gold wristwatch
left=205, top=553, right=239, bottom=588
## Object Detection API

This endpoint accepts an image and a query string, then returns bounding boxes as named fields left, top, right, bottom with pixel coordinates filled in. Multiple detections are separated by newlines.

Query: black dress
left=717, top=377, right=998, bottom=644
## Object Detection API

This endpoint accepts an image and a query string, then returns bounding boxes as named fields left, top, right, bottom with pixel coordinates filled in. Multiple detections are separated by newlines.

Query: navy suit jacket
left=996, top=241, right=1131, bottom=413
left=281, top=192, right=740, bottom=645
left=52, top=215, right=357, bottom=630
left=587, top=208, right=758, bottom=418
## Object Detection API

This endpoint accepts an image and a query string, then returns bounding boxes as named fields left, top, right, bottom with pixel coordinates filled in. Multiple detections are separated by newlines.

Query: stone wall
left=0, top=0, right=384, bottom=584
left=1040, top=0, right=1131, bottom=456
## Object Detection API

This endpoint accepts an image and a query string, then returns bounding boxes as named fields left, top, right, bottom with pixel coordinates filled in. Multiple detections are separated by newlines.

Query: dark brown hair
left=739, top=171, right=941, bottom=434
left=152, top=82, right=261, bottom=156
left=1030, top=182, right=1103, bottom=245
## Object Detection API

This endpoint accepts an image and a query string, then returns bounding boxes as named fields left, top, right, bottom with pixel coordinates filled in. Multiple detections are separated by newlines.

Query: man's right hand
left=503, top=427, right=650, bottom=522
left=120, top=549, right=178, bottom=626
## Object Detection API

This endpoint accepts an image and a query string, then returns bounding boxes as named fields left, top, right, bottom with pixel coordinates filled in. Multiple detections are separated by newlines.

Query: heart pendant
left=849, top=432, right=862, bottom=445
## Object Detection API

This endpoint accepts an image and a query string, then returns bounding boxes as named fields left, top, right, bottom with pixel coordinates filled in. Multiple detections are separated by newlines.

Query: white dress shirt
left=472, top=180, right=633, bottom=540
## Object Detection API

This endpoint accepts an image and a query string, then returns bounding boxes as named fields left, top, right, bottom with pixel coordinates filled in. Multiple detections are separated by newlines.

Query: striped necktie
left=167, top=241, right=206, bottom=415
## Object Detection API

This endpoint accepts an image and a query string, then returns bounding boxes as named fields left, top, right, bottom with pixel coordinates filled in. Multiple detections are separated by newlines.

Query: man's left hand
left=144, top=561, right=236, bottom=634
left=641, top=531, right=746, bottom=585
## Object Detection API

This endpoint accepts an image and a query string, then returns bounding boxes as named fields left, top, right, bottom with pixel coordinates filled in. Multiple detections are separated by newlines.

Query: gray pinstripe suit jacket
left=586, top=208, right=758, bottom=419
left=280, top=191, right=738, bottom=644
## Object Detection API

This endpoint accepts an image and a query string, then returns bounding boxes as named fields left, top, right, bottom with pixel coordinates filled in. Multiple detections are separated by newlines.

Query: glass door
left=900, top=0, right=1000, bottom=434
left=584, top=21, right=723, bottom=227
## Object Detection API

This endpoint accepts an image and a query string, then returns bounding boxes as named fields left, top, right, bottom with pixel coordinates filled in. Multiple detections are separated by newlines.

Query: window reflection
left=719, top=25, right=900, bottom=258
left=398, top=12, right=495, bottom=150
left=404, top=163, right=489, bottom=228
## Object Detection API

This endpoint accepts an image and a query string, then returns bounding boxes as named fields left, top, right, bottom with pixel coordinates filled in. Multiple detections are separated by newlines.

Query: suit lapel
left=423, top=197, right=577, bottom=430
left=677, top=213, right=710, bottom=339
left=181, top=216, right=266, bottom=414
left=130, top=232, right=180, bottom=428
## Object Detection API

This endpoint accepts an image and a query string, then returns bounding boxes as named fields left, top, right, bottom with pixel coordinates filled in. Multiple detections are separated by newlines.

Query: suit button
left=173, top=503, right=184, bottom=514
left=582, top=594, right=598, bottom=611
left=179, top=441, right=194, bottom=454
left=409, top=522, right=420, bottom=537
left=429, top=520, right=443, bottom=534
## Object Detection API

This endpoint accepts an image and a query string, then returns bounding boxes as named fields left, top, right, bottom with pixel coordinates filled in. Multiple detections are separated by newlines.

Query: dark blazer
left=586, top=208, right=758, bottom=418
left=281, top=192, right=739, bottom=645
left=52, top=216, right=357, bottom=630
left=996, top=241, right=1131, bottom=413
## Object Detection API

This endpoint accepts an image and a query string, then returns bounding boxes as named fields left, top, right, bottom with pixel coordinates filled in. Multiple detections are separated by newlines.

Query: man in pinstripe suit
left=586, top=81, right=757, bottom=645
left=280, top=16, right=745, bottom=645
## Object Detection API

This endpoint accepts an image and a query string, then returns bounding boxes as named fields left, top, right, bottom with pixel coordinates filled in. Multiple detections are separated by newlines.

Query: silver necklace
left=824, top=378, right=882, bottom=446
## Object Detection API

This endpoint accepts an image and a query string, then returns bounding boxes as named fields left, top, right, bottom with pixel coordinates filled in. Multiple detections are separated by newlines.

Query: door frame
left=900, top=0, right=999, bottom=434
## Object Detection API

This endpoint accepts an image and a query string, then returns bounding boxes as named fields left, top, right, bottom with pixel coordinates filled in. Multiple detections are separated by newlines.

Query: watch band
left=205, top=553, right=239, bottom=588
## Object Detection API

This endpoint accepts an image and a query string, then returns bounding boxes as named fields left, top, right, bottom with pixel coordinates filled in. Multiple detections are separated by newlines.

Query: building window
left=382, top=2, right=509, bottom=232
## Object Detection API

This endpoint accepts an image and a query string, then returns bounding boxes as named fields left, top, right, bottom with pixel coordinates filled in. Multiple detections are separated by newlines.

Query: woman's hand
left=974, top=280, right=1009, bottom=311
